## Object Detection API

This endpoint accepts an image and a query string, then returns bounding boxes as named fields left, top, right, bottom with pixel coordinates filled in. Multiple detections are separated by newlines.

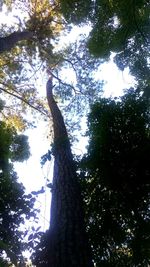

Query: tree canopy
left=0, top=98, right=37, bottom=266
left=59, top=0, right=150, bottom=91
left=80, top=90, right=150, bottom=266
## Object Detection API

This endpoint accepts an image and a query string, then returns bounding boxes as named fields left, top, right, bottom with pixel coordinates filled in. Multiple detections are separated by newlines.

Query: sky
left=0, top=1, right=135, bottom=236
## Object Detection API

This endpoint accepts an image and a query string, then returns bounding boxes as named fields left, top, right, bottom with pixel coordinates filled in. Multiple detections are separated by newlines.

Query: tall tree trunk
left=0, top=31, right=33, bottom=53
left=46, top=77, right=93, bottom=267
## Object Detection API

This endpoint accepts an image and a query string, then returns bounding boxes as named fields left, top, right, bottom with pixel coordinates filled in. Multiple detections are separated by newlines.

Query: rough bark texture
left=0, top=31, right=33, bottom=53
left=46, top=77, right=94, bottom=267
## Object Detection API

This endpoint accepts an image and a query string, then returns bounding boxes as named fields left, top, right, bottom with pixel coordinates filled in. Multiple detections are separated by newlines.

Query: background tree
left=0, top=99, right=37, bottom=266
left=79, top=89, right=150, bottom=266
left=59, top=0, right=150, bottom=91
left=0, top=0, right=65, bottom=132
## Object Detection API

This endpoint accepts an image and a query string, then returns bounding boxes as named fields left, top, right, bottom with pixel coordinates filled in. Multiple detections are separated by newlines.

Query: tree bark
left=46, top=77, right=93, bottom=267
left=0, top=31, right=33, bottom=53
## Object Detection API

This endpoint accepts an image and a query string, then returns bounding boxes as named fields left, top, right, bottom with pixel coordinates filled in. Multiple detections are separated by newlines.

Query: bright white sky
left=0, top=3, right=135, bottom=234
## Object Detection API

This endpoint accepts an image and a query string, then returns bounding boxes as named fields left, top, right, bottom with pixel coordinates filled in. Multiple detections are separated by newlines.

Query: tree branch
left=47, top=68, right=81, bottom=94
left=0, top=31, right=34, bottom=53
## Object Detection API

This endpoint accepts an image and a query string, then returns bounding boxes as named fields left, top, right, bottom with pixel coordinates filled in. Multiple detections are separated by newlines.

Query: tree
left=0, top=0, right=104, bottom=138
left=46, top=35, right=103, bottom=135
left=37, top=74, right=93, bottom=266
left=0, top=0, right=62, bottom=56
left=59, top=0, right=150, bottom=90
left=80, top=89, right=150, bottom=266
left=0, top=99, right=36, bottom=266
left=29, top=72, right=95, bottom=266
left=0, top=0, right=65, bottom=131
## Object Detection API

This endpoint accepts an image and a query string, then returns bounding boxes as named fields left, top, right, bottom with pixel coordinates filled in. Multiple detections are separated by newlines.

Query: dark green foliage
left=0, top=121, right=13, bottom=172
left=0, top=170, right=35, bottom=266
left=88, top=0, right=150, bottom=55
left=60, top=0, right=92, bottom=23
left=31, top=230, right=50, bottom=267
left=11, top=134, right=30, bottom=162
left=80, top=89, right=150, bottom=266
left=0, top=122, right=30, bottom=169
left=0, top=103, right=36, bottom=265
left=59, top=0, right=150, bottom=89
